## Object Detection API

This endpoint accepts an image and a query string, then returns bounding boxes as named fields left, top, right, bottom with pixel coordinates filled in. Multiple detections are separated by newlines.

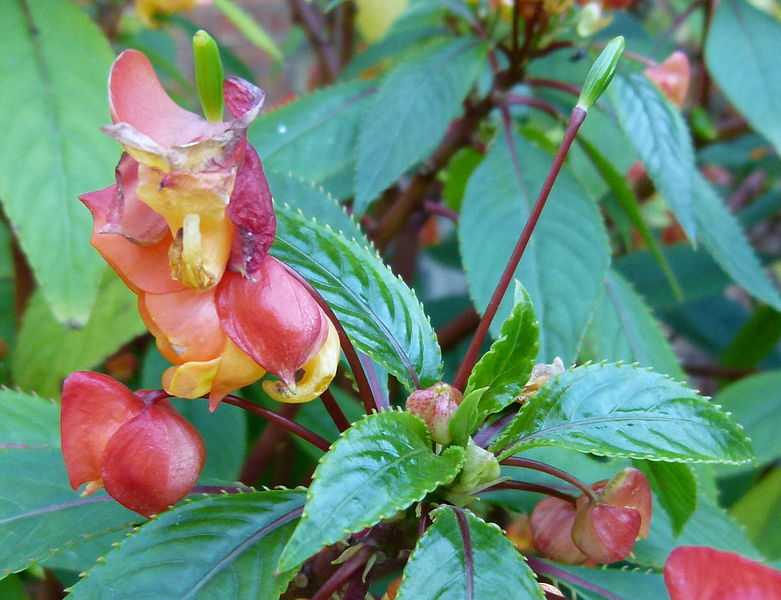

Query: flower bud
left=644, top=51, right=691, bottom=108
left=577, top=36, right=625, bottom=111
left=597, top=467, right=652, bottom=537
left=405, top=383, right=463, bottom=445
left=61, top=372, right=205, bottom=517
left=192, top=30, right=224, bottom=122
left=571, top=502, right=641, bottom=564
left=530, top=497, right=587, bottom=564
left=449, top=439, right=501, bottom=497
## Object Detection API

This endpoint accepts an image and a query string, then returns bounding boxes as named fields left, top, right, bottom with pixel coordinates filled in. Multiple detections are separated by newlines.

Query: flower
left=81, top=49, right=339, bottom=408
left=530, top=496, right=588, bottom=564
left=61, top=371, right=205, bottom=517
left=664, top=546, right=781, bottom=600
left=645, top=51, right=691, bottom=108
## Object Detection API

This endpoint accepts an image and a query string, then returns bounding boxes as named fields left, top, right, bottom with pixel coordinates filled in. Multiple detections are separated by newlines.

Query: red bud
left=599, top=467, right=652, bottom=538
left=571, top=502, right=641, bottom=563
left=530, top=497, right=587, bottom=564
left=405, top=383, right=462, bottom=445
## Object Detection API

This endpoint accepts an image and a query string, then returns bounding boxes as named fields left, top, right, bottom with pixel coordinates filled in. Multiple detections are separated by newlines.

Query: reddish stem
left=453, top=107, right=588, bottom=390
left=239, top=403, right=299, bottom=485
left=505, top=94, right=562, bottom=119
left=321, top=388, right=351, bottom=432
left=222, top=395, right=331, bottom=452
left=483, top=480, right=577, bottom=505
left=310, top=545, right=374, bottom=600
left=527, top=78, right=581, bottom=97
left=501, top=456, right=599, bottom=503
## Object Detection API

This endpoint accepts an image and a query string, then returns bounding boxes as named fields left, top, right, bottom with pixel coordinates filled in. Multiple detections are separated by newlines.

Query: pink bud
left=61, top=372, right=205, bottom=517
left=405, top=383, right=463, bottom=445
left=599, top=467, right=652, bottom=538
left=644, top=51, right=691, bottom=108
left=664, top=546, right=781, bottom=600
left=530, top=497, right=587, bottom=565
left=571, top=502, right=641, bottom=564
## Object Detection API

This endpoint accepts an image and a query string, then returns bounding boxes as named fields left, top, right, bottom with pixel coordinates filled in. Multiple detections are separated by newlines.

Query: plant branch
left=453, top=106, right=588, bottom=390
left=310, top=545, right=374, bottom=600
left=288, top=0, right=340, bottom=83
left=527, top=78, right=581, bottom=97
left=501, top=456, right=598, bottom=503
left=223, top=395, right=331, bottom=452
left=505, top=94, right=563, bottom=119
left=436, top=307, right=480, bottom=351
left=473, top=410, right=517, bottom=447
left=526, top=557, right=623, bottom=600
left=482, top=480, right=577, bottom=505
left=423, top=200, right=459, bottom=222
left=321, top=388, right=351, bottom=432
left=280, top=263, right=379, bottom=414
left=239, top=403, right=299, bottom=485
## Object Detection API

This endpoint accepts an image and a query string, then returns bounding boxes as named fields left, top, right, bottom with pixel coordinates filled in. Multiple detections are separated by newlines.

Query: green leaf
left=459, top=131, right=610, bottom=364
left=0, top=392, right=137, bottom=576
left=720, top=306, right=781, bottom=369
left=212, top=0, right=283, bottom=62
left=535, top=561, right=668, bottom=600
left=465, top=283, right=539, bottom=421
left=693, top=171, right=781, bottom=311
left=67, top=490, right=304, bottom=600
left=731, top=468, right=781, bottom=560
left=277, top=411, right=465, bottom=572
left=354, top=38, right=487, bottom=214
left=11, top=271, right=145, bottom=399
left=582, top=270, right=684, bottom=380
left=0, top=575, right=26, bottom=599
left=716, top=371, right=781, bottom=467
left=490, top=362, right=753, bottom=464
left=449, top=387, right=489, bottom=447
left=250, top=80, right=375, bottom=182
left=706, top=0, right=781, bottom=155
left=396, top=506, right=544, bottom=600
left=611, top=72, right=696, bottom=240
left=0, top=0, right=119, bottom=325
left=637, top=460, right=696, bottom=537
left=272, top=206, right=442, bottom=391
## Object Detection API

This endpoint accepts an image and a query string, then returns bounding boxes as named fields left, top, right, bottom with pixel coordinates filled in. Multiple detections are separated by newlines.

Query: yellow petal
left=162, top=359, right=221, bottom=399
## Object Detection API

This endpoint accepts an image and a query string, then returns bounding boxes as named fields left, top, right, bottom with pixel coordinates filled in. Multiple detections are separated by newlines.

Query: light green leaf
left=611, top=72, right=696, bottom=240
left=459, top=131, right=610, bottom=364
left=637, top=460, right=696, bottom=537
left=731, top=467, right=781, bottom=560
left=706, top=0, right=781, bottom=155
left=272, top=206, right=442, bottom=391
left=250, top=80, right=375, bottom=183
left=12, top=271, right=145, bottom=399
left=355, top=38, right=487, bottom=214
left=490, top=362, right=754, bottom=464
left=67, top=490, right=304, bottom=600
left=449, top=386, right=489, bottom=447
left=396, top=506, right=544, bottom=600
left=465, top=283, right=539, bottom=421
left=582, top=269, right=684, bottom=380
left=0, top=0, right=119, bottom=325
left=212, top=0, right=283, bottom=61
left=693, top=171, right=781, bottom=311
left=716, top=371, right=781, bottom=467
left=277, top=411, right=465, bottom=572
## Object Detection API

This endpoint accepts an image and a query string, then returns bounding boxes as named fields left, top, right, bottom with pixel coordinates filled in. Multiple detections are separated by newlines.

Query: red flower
left=664, top=546, right=781, bottom=600
left=61, top=372, right=205, bottom=518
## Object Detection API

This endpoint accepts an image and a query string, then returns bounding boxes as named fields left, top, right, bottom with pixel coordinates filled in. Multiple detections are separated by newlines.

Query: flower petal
left=530, top=496, right=588, bottom=565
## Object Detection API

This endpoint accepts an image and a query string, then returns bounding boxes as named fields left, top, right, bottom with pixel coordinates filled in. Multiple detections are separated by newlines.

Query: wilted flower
left=61, top=371, right=205, bottom=517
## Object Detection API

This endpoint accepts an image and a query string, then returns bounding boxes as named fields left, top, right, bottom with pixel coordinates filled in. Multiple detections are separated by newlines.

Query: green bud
left=192, top=30, right=225, bottom=122
left=577, top=36, right=625, bottom=111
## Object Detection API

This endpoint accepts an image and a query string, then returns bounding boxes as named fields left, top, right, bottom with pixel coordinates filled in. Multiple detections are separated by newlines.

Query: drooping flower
left=664, top=546, right=781, bottom=600
left=530, top=496, right=588, bottom=564
left=61, top=371, right=205, bottom=517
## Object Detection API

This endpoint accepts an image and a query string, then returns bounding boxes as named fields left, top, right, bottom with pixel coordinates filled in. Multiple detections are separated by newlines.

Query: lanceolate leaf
left=67, top=491, right=304, bottom=600
left=12, top=271, right=145, bottom=399
left=465, top=283, right=539, bottom=421
left=582, top=269, right=684, bottom=380
left=272, top=206, right=442, bottom=390
left=706, top=0, right=781, bottom=155
left=449, top=386, right=489, bottom=447
left=693, top=172, right=781, bottom=311
left=490, top=362, right=753, bottom=464
left=250, top=80, right=375, bottom=183
left=459, top=131, right=610, bottom=364
left=0, top=391, right=137, bottom=576
left=396, top=506, right=544, bottom=600
left=638, top=460, right=697, bottom=537
left=355, top=38, right=487, bottom=214
left=611, top=72, right=697, bottom=241
left=277, top=411, right=465, bottom=572
left=0, top=0, right=118, bottom=325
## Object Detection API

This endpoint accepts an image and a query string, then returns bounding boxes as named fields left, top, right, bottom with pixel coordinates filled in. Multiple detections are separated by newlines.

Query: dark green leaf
left=0, top=575, right=26, bottom=599
left=693, top=172, right=781, bottom=311
left=465, top=283, right=539, bottom=421
left=277, top=411, right=465, bottom=572
left=396, top=506, right=544, bottom=600
left=0, top=0, right=119, bottom=325
left=637, top=460, right=696, bottom=537
left=459, top=131, right=610, bottom=364
left=250, top=80, right=375, bottom=182
left=716, top=371, right=781, bottom=467
left=535, top=560, right=668, bottom=600
left=490, top=362, right=753, bottom=464
left=11, top=271, right=145, bottom=399
left=731, top=467, right=781, bottom=560
left=720, top=305, right=781, bottom=369
left=582, top=270, right=684, bottom=380
left=355, top=38, right=487, bottom=213
left=67, top=490, right=304, bottom=600
left=272, top=206, right=442, bottom=390
left=706, top=0, right=781, bottom=155
left=611, top=72, right=696, bottom=240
